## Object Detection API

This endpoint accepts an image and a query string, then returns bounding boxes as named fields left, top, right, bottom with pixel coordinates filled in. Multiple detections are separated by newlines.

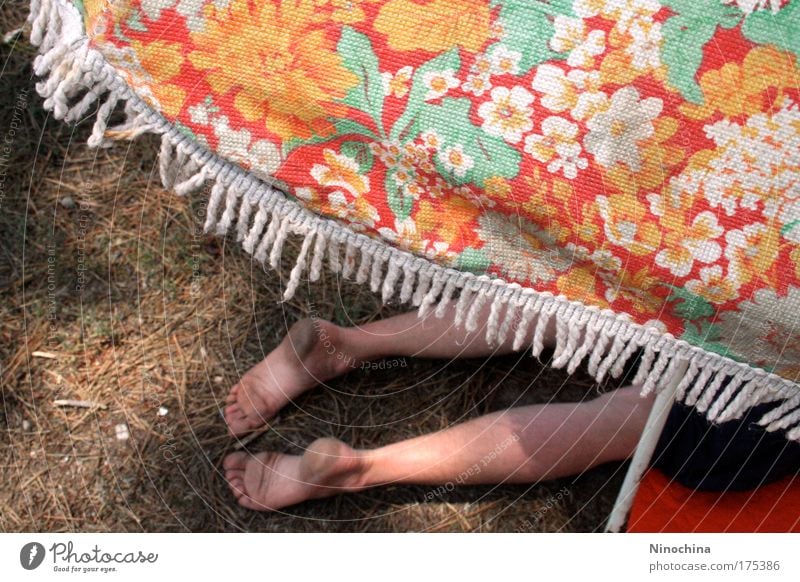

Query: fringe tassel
left=511, top=294, right=542, bottom=352
left=760, top=394, right=800, bottom=434
left=567, top=312, right=601, bottom=375
left=28, top=0, right=800, bottom=441
left=253, top=213, right=280, bottom=264
left=342, top=241, right=358, bottom=280
left=355, top=244, right=372, bottom=285
left=411, top=266, right=433, bottom=307
left=495, top=287, right=522, bottom=347
left=465, top=285, right=492, bottom=334
left=242, top=198, right=269, bottom=254
left=309, top=228, right=328, bottom=282
left=284, top=228, right=315, bottom=300
left=381, top=255, right=403, bottom=303
left=399, top=261, right=416, bottom=303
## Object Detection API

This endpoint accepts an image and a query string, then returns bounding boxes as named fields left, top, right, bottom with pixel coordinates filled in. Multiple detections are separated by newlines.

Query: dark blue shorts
left=652, top=401, right=800, bottom=492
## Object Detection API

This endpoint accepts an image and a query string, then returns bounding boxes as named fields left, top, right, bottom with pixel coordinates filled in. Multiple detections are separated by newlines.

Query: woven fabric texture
left=73, top=0, right=799, bottom=383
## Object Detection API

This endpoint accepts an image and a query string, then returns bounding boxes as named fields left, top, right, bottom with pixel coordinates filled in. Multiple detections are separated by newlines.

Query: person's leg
left=224, top=302, right=557, bottom=435
left=224, top=384, right=653, bottom=510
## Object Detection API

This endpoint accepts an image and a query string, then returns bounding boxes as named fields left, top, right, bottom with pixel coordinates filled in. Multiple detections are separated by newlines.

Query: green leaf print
left=456, top=248, right=491, bottom=274
left=126, top=11, right=149, bottom=33
left=390, top=49, right=461, bottom=143
left=385, top=171, right=413, bottom=221
left=660, top=1, right=742, bottom=103
left=338, top=27, right=385, bottom=135
left=489, top=0, right=572, bottom=75
left=340, top=141, right=374, bottom=173
left=660, top=0, right=741, bottom=25
left=416, top=98, right=521, bottom=187
left=742, top=2, right=800, bottom=61
left=667, top=285, right=715, bottom=321
left=281, top=118, right=377, bottom=158
left=679, top=321, right=738, bottom=360
left=667, top=285, right=744, bottom=360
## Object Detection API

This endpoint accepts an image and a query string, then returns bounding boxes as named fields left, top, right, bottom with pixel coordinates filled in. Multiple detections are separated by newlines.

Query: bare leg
left=224, top=385, right=653, bottom=511
left=224, top=303, right=557, bottom=435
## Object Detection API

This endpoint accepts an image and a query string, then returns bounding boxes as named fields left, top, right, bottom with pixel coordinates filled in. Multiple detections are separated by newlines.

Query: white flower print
left=716, top=286, right=800, bottom=377
left=382, top=65, right=414, bottom=98
left=574, top=0, right=661, bottom=33
left=438, top=144, right=474, bottom=178
left=423, top=69, right=460, bottom=101
left=524, top=116, right=587, bottom=179
left=211, top=115, right=281, bottom=177
left=462, top=72, right=492, bottom=96
left=724, top=222, right=778, bottom=285
left=551, top=15, right=606, bottom=69
left=327, top=191, right=380, bottom=231
left=685, top=265, right=739, bottom=304
left=478, top=86, right=535, bottom=144
left=627, top=20, right=662, bottom=70
left=531, top=65, right=608, bottom=121
left=583, top=86, right=662, bottom=171
left=489, top=45, right=522, bottom=75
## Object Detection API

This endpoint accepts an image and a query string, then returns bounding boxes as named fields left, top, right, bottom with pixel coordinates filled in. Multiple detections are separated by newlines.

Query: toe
left=225, top=384, right=240, bottom=404
left=227, top=475, right=245, bottom=498
left=223, top=451, right=248, bottom=471
left=224, top=405, right=254, bottom=435
left=238, top=494, right=267, bottom=511
left=224, top=403, right=243, bottom=420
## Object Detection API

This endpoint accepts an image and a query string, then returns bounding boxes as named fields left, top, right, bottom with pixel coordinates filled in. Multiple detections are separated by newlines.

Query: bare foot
left=224, top=318, right=356, bottom=436
left=224, top=438, right=369, bottom=510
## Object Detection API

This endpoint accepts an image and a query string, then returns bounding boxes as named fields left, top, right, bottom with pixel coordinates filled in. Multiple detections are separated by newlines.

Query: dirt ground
left=0, top=3, right=634, bottom=532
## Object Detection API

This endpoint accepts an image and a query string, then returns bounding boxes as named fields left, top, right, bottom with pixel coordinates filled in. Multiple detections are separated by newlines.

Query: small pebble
left=22, top=419, right=31, bottom=431
left=115, top=423, right=130, bottom=441
left=213, top=375, right=223, bottom=384
left=59, top=195, right=76, bottom=209
left=157, top=406, right=168, bottom=417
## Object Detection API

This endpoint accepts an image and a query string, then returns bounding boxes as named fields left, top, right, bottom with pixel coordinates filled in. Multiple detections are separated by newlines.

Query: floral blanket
left=56, top=1, right=800, bottom=390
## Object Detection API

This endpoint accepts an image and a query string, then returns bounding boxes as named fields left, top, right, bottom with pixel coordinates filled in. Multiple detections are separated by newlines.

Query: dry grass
left=1, top=3, right=633, bottom=532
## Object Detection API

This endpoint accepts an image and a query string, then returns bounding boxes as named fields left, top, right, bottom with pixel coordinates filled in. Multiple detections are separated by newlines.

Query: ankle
left=303, top=438, right=372, bottom=492
left=312, top=321, right=370, bottom=374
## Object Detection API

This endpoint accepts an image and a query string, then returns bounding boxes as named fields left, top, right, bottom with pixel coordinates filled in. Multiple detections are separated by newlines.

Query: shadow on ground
left=0, top=4, right=633, bottom=532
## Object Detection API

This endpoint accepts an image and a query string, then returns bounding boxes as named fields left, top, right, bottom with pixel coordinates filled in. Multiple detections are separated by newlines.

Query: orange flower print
left=311, top=149, right=370, bottom=196
left=595, top=194, right=661, bottom=257
left=317, top=0, right=381, bottom=24
left=327, top=190, right=381, bottom=230
left=685, top=266, right=739, bottom=305
left=724, top=223, right=780, bottom=287
left=129, top=39, right=187, bottom=117
left=682, top=47, right=797, bottom=121
left=374, top=0, right=491, bottom=53
left=188, top=0, right=358, bottom=140
left=653, top=205, right=724, bottom=278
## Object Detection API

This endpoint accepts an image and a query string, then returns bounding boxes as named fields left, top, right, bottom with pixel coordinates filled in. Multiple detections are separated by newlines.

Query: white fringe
left=28, top=0, right=800, bottom=440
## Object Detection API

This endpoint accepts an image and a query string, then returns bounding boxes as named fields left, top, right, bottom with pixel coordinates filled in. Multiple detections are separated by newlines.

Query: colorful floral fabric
left=79, top=0, right=800, bottom=382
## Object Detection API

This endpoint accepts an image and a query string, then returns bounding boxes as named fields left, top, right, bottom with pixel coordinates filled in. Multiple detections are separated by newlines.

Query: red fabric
left=627, top=468, right=800, bottom=532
